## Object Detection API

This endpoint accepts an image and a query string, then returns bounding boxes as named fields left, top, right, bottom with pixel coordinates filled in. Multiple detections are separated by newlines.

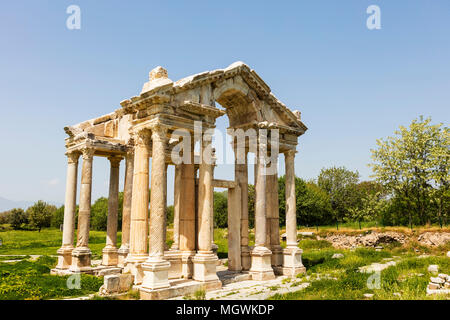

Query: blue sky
left=0, top=1, right=449, bottom=206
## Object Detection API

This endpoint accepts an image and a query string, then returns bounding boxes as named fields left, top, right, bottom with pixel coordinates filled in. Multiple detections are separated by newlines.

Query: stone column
left=102, top=156, right=122, bottom=266
left=266, top=156, right=282, bottom=268
left=210, top=163, right=218, bottom=253
left=249, top=140, right=275, bottom=280
left=56, top=152, right=80, bottom=270
left=118, top=150, right=134, bottom=267
left=282, top=150, right=305, bottom=276
left=163, top=163, right=168, bottom=251
left=236, top=148, right=251, bottom=270
left=192, top=134, right=220, bottom=284
left=70, top=148, right=95, bottom=273
left=170, top=165, right=181, bottom=251
left=125, top=130, right=151, bottom=284
left=141, top=125, right=171, bottom=291
left=227, top=185, right=242, bottom=271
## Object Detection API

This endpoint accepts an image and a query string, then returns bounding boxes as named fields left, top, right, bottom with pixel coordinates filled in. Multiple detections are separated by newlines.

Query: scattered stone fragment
left=438, top=273, right=448, bottom=280
left=331, top=253, right=344, bottom=259
left=447, top=251, right=450, bottom=258
left=428, top=283, right=440, bottom=290
left=393, top=292, right=401, bottom=297
left=427, top=265, right=439, bottom=273
left=430, top=277, right=445, bottom=285
left=363, top=293, right=374, bottom=298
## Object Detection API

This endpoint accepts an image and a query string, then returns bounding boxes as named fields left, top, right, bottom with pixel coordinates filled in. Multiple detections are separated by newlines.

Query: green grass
left=270, top=242, right=450, bottom=300
left=0, top=256, right=103, bottom=300
left=0, top=228, right=121, bottom=256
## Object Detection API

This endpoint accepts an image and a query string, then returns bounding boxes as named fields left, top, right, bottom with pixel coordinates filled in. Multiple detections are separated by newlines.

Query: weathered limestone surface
left=70, top=148, right=95, bottom=273
left=118, top=151, right=134, bottom=267
left=56, top=152, right=80, bottom=270
left=102, top=156, right=122, bottom=266
left=58, top=62, right=308, bottom=298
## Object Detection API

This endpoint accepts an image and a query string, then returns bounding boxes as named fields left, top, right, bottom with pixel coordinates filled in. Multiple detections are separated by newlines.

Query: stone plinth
left=69, top=246, right=93, bottom=273
left=193, top=253, right=220, bottom=283
left=165, top=250, right=182, bottom=279
left=249, top=247, right=275, bottom=281
left=56, top=245, right=74, bottom=270
left=277, top=247, right=306, bottom=276
left=102, top=245, right=119, bottom=266
left=141, top=258, right=171, bottom=290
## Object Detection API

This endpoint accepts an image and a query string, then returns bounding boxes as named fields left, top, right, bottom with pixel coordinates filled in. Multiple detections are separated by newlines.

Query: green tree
left=91, top=197, right=108, bottom=231
left=51, top=205, right=65, bottom=228
left=27, top=201, right=54, bottom=232
left=213, top=191, right=228, bottom=228
left=317, top=166, right=360, bottom=229
left=9, top=208, right=28, bottom=230
left=370, top=116, right=449, bottom=227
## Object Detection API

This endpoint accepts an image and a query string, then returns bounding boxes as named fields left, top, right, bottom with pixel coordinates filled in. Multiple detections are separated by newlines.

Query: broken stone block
left=331, top=253, right=344, bottom=259
left=447, top=251, right=450, bottom=258
left=118, top=273, right=133, bottom=292
left=104, top=274, right=120, bottom=293
left=427, top=265, right=439, bottom=273
left=444, top=282, right=450, bottom=289
left=438, top=273, right=448, bottom=280
left=428, top=283, right=440, bottom=290
left=363, top=293, right=374, bottom=298
left=430, top=277, right=445, bottom=285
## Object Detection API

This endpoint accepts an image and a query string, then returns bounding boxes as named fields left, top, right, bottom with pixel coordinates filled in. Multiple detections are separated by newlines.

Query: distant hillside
left=0, top=197, right=62, bottom=212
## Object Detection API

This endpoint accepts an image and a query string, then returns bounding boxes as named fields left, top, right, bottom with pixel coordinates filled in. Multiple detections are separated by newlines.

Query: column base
left=249, top=246, right=275, bottom=281
left=55, top=245, right=74, bottom=270
left=241, top=246, right=251, bottom=271
left=102, top=246, right=118, bottom=266
left=279, top=247, right=306, bottom=277
left=164, top=250, right=182, bottom=279
left=271, top=245, right=283, bottom=267
left=124, top=254, right=147, bottom=285
left=192, top=252, right=219, bottom=282
left=117, top=245, right=129, bottom=268
left=141, top=257, right=171, bottom=290
left=69, top=246, right=93, bottom=273
left=181, top=250, right=196, bottom=279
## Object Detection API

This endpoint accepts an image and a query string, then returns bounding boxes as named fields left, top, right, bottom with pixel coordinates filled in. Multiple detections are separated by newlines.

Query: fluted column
left=192, top=133, right=219, bottom=283
left=281, top=149, right=305, bottom=276
left=118, top=150, right=134, bottom=267
left=102, top=156, right=122, bottom=266
left=56, top=151, right=80, bottom=270
left=249, top=138, right=275, bottom=280
left=142, top=125, right=171, bottom=291
left=127, top=130, right=151, bottom=269
left=70, top=147, right=95, bottom=272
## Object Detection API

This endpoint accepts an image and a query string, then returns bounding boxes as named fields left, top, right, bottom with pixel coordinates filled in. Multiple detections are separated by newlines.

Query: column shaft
left=197, top=138, right=213, bottom=253
left=148, top=127, right=167, bottom=259
left=285, top=150, right=297, bottom=248
left=76, top=149, right=94, bottom=248
left=118, top=151, right=134, bottom=263
left=62, top=153, right=79, bottom=247
left=129, top=133, right=150, bottom=259
left=171, top=165, right=181, bottom=250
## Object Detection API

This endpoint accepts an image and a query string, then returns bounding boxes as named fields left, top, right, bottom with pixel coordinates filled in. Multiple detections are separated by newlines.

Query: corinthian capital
left=133, top=129, right=152, bottom=147
left=150, top=124, right=168, bottom=143
left=81, top=147, right=95, bottom=160
left=284, top=149, right=297, bottom=159
left=66, top=151, right=81, bottom=164
left=108, top=156, right=123, bottom=168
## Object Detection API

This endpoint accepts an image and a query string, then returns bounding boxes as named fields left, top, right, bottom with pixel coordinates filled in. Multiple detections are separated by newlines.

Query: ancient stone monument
left=51, top=62, right=308, bottom=299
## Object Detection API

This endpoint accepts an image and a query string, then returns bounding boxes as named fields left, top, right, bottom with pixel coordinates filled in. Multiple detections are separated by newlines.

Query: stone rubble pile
left=325, top=232, right=407, bottom=249
left=426, top=273, right=450, bottom=295
left=417, top=232, right=450, bottom=247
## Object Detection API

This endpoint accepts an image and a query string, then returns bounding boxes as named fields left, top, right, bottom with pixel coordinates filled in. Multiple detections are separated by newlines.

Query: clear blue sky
left=0, top=1, right=449, bottom=206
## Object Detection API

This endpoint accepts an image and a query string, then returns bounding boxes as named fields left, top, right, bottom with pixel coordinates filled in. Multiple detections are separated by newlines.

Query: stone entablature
left=53, top=62, right=308, bottom=299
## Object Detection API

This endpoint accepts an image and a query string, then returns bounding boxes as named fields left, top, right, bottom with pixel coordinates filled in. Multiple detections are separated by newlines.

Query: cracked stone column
left=170, top=164, right=181, bottom=251
left=102, top=156, right=123, bottom=266
left=236, top=147, right=251, bottom=270
left=141, top=125, right=171, bottom=291
left=70, top=148, right=95, bottom=273
left=250, top=140, right=275, bottom=280
left=178, top=140, right=196, bottom=279
left=192, top=134, right=220, bottom=285
left=125, top=130, right=151, bottom=284
left=267, top=156, right=283, bottom=268
left=282, top=150, right=305, bottom=276
left=118, top=150, right=134, bottom=267
left=56, top=151, right=80, bottom=270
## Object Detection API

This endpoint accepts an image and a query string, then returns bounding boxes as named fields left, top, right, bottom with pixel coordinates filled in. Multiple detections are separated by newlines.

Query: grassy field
left=0, top=226, right=449, bottom=300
